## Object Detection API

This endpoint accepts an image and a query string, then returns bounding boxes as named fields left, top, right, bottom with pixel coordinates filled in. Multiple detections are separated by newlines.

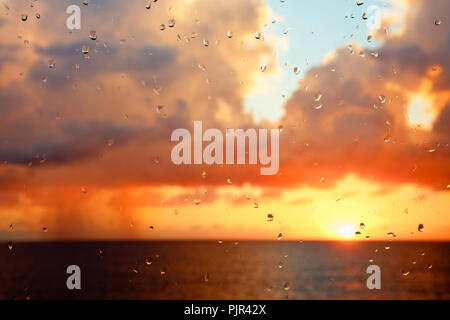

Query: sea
left=1, top=241, right=449, bottom=299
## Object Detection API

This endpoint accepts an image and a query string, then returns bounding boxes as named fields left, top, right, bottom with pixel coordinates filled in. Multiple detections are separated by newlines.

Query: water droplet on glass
left=201, top=171, right=207, bottom=179
left=81, top=45, right=89, bottom=54
left=193, top=199, right=201, bottom=205
left=48, top=59, right=55, bottom=68
left=401, top=270, right=410, bottom=276
left=160, top=24, right=166, bottom=31
left=314, top=92, right=323, bottom=102
left=267, top=214, right=274, bottom=222
left=254, top=32, right=261, bottom=40
left=168, top=19, right=175, bottom=28
left=253, top=202, right=258, bottom=208
left=81, top=186, right=88, bottom=194
left=145, top=1, right=152, bottom=9
left=89, top=30, right=97, bottom=40
left=360, top=223, right=365, bottom=229
left=226, top=178, right=232, bottom=184
left=283, top=282, right=291, bottom=291
left=226, top=31, right=233, bottom=38
left=434, top=20, right=442, bottom=26
left=418, top=224, right=424, bottom=232
left=277, top=233, right=283, bottom=240
left=203, top=39, right=209, bottom=46
left=145, top=257, right=153, bottom=265
left=21, top=14, right=28, bottom=22
left=260, top=64, right=267, bottom=72
left=7, top=241, right=14, bottom=251
left=378, top=95, right=386, bottom=103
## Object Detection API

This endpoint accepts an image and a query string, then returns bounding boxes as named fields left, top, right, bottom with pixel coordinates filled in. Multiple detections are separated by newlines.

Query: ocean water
left=1, top=241, right=449, bottom=300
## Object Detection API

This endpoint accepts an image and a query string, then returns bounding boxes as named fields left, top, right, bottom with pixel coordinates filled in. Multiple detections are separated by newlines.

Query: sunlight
left=338, top=224, right=355, bottom=239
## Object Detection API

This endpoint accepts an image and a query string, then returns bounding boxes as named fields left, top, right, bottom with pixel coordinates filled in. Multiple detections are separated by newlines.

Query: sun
left=338, top=224, right=355, bottom=239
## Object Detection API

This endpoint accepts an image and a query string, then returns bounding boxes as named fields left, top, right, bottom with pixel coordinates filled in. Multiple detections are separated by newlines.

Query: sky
left=0, top=0, right=448, bottom=241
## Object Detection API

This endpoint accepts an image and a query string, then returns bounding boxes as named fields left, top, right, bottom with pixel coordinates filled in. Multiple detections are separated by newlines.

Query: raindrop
left=203, top=39, right=209, bottom=46
left=21, top=14, right=28, bottom=22
left=201, top=171, right=207, bottom=179
left=81, top=45, right=89, bottom=54
left=152, top=156, right=160, bottom=164
left=401, top=270, right=410, bottom=276
left=362, top=12, right=367, bottom=20
left=145, top=257, right=153, bottom=265
left=168, top=19, right=175, bottom=28
left=356, top=0, right=364, bottom=6
left=145, top=1, right=151, bottom=9
left=418, top=224, right=424, bottom=232
left=278, top=262, right=284, bottom=269
left=226, top=178, right=232, bottom=184
left=293, top=66, right=300, bottom=75
left=82, top=0, right=89, bottom=6
left=283, top=282, right=291, bottom=291
left=387, top=232, right=396, bottom=238
left=253, top=203, right=259, bottom=208
left=360, top=223, right=365, bottom=229
left=267, top=214, right=274, bottom=222
left=193, top=199, right=201, bottom=205
left=314, top=92, right=323, bottom=102
left=260, top=64, right=267, bottom=72
left=42, top=227, right=48, bottom=233
left=81, top=186, right=88, bottom=194
left=35, top=13, right=40, bottom=19
left=160, top=24, right=166, bottom=31
left=160, top=267, right=167, bottom=275
left=7, top=241, right=14, bottom=251
left=89, top=30, right=97, bottom=40
left=254, top=32, right=261, bottom=40
left=48, top=59, right=55, bottom=68
left=384, top=134, right=391, bottom=143
left=378, top=95, right=386, bottom=103
left=226, top=31, right=233, bottom=38
left=434, top=20, right=442, bottom=26
left=277, top=233, right=283, bottom=240
left=131, top=267, right=139, bottom=274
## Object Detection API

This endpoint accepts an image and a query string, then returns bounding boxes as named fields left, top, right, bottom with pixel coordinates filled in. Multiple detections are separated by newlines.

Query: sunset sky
left=0, top=0, right=448, bottom=241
